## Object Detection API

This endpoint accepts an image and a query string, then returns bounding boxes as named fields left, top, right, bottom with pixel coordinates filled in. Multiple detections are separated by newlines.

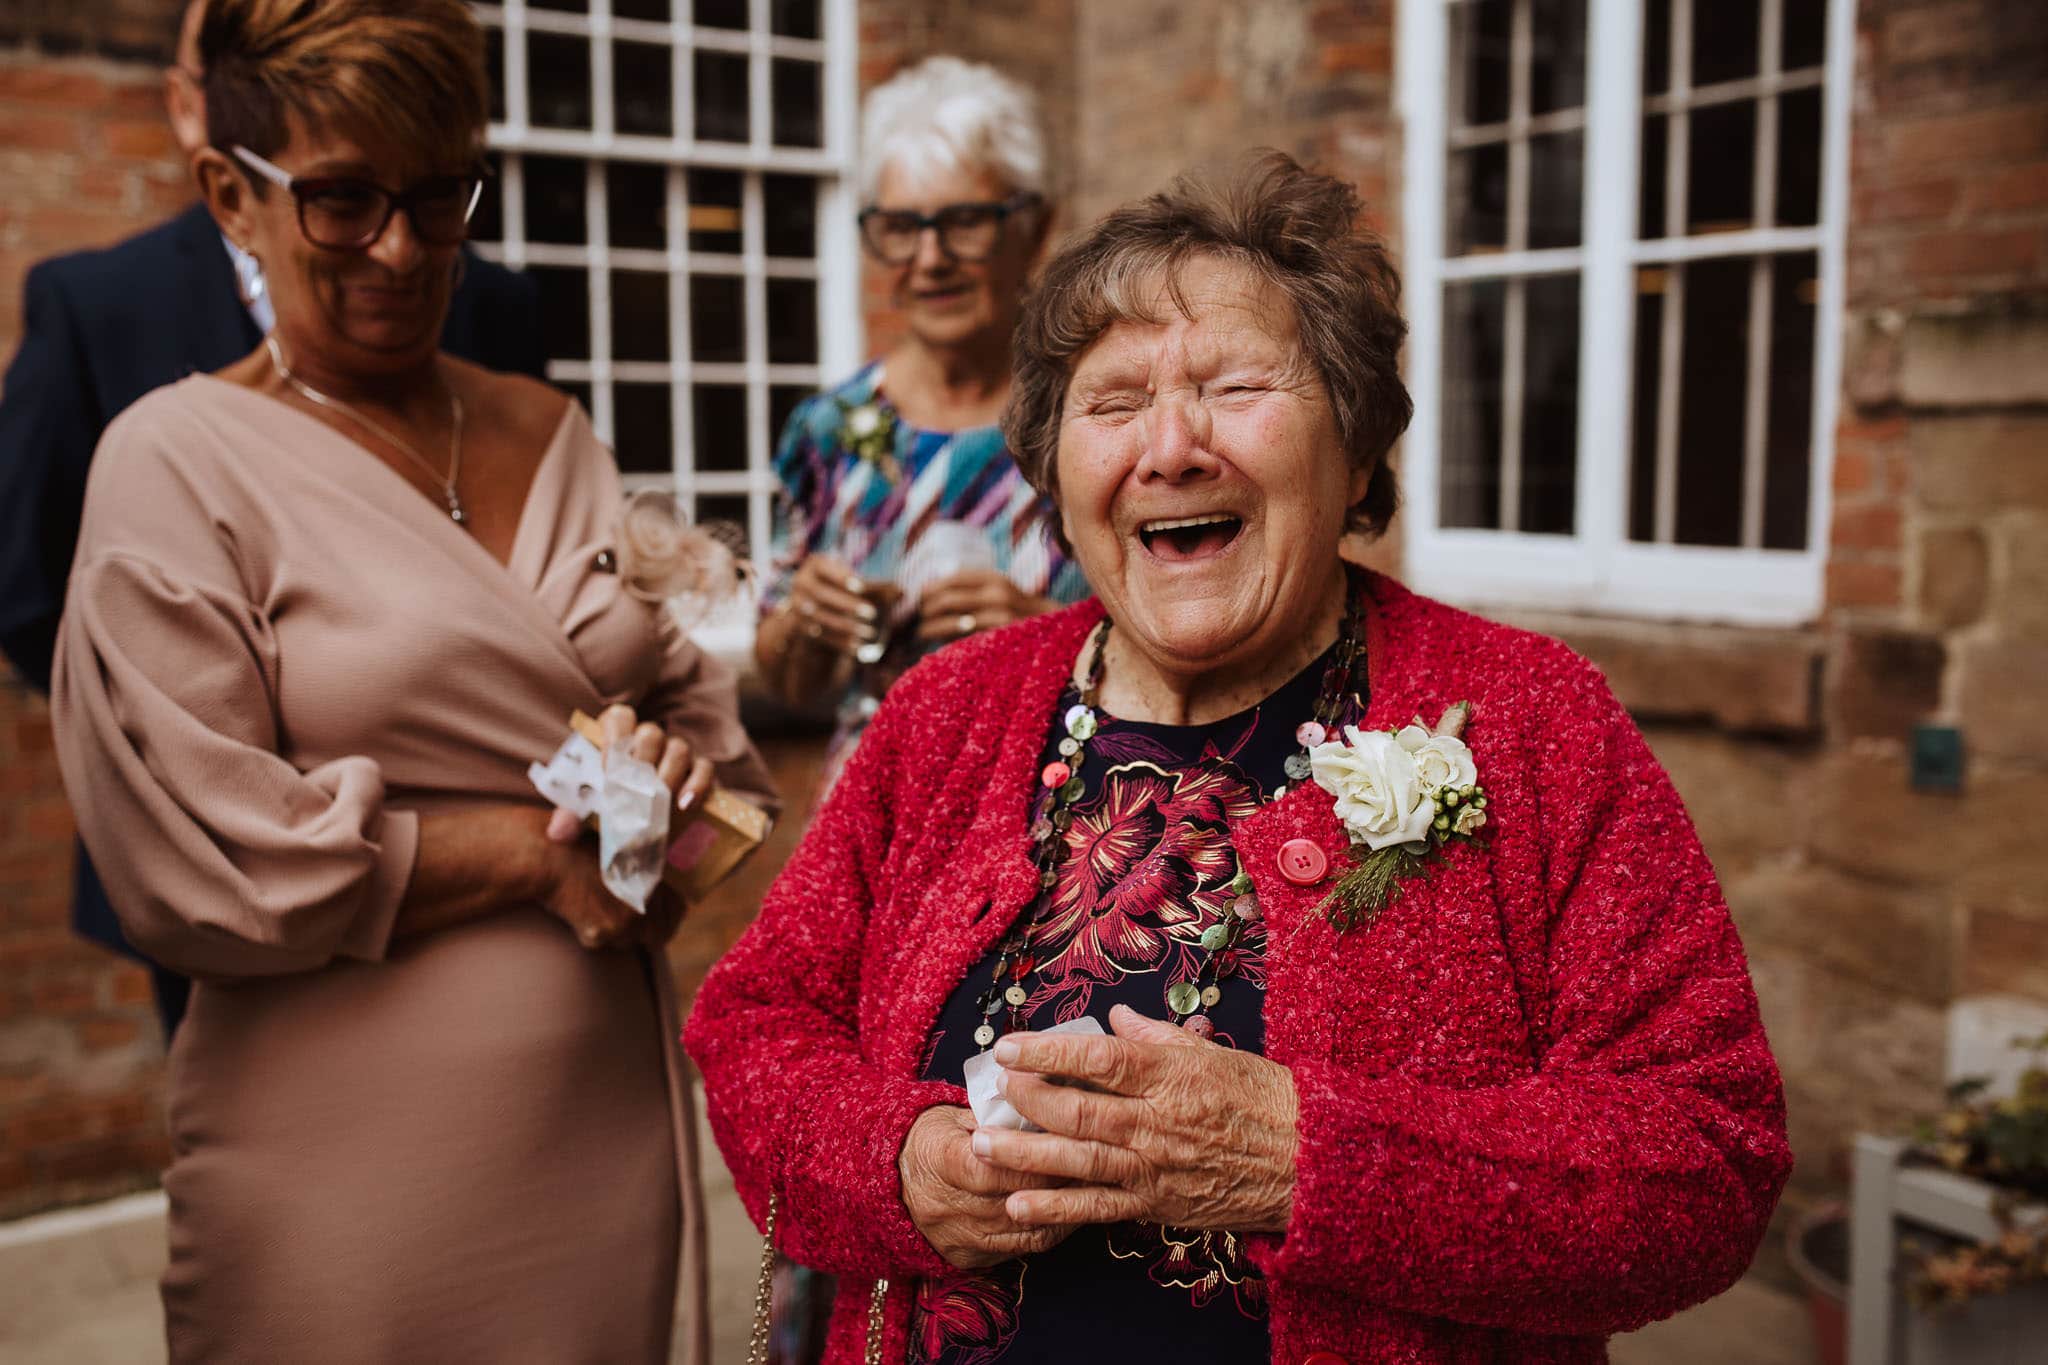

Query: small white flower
left=1451, top=805, right=1488, bottom=837
left=1309, top=726, right=1436, bottom=851
left=845, top=404, right=882, bottom=439
left=1409, top=733, right=1478, bottom=795
left=615, top=489, right=741, bottom=609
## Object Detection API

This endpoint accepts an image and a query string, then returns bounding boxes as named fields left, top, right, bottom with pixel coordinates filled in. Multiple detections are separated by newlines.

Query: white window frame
left=471, top=0, right=862, bottom=656
left=1398, top=0, right=1857, bottom=626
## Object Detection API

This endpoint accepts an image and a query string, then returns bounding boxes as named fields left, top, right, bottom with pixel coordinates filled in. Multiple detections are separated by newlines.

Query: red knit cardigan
left=686, top=574, right=1791, bottom=1365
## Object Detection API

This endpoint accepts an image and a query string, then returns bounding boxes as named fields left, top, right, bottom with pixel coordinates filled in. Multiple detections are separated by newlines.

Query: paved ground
left=0, top=1099, right=1820, bottom=1365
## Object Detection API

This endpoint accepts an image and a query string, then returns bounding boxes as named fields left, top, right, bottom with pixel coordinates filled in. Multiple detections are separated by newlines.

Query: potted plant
left=1894, top=1030, right=2048, bottom=1360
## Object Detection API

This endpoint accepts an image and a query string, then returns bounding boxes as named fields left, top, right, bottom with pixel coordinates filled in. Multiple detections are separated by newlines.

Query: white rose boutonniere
left=1310, top=727, right=1436, bottom=850
left=835, top=398, right=901, bottom=482
left=1307, top=701, right=1490, bottom=932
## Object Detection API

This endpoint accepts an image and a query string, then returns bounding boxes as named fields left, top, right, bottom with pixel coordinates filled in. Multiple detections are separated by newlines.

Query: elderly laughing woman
left=688, top=154, right=1791, bottom=1365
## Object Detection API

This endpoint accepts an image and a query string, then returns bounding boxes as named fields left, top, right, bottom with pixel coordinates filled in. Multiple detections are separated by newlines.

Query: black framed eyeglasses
left=856, top=192, right=1042, bottom=265
left=230, top=145, right=485, bottom=251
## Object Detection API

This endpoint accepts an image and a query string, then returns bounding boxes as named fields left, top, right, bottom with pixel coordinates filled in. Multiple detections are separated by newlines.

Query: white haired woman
left=753, top=55, right=1089, bottom=801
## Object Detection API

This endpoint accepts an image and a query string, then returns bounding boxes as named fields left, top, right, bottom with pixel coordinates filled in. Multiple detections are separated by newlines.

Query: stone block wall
left=1830, top=0, right=2048, bottom=1041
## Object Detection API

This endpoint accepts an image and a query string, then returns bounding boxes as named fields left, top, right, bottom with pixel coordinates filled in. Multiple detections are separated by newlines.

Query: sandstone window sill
left=1494, top=610, right=1825, bottom=737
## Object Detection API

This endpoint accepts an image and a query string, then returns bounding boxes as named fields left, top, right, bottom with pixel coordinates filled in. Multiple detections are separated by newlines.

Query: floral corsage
left=835, top=398, right=901, bottom=482
left=613, top=488, right=751, bottom=627
left=1306, top=701, right=1489, bottom=932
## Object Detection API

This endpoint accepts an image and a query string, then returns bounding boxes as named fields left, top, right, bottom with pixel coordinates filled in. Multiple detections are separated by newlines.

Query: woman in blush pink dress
left=50, top=4, right=773, bottom=1362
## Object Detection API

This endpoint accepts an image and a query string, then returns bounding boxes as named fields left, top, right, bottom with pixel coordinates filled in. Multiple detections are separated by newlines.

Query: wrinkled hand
left=900, top=1106, right=1076, bottom=1270
left=540, top=703, right=706, bottom=949
left=972, top=1003, right=1300, bottom=1233
left=914, top=569, right=1049, bottom=643
left=785, top=553, right=886, bottom=657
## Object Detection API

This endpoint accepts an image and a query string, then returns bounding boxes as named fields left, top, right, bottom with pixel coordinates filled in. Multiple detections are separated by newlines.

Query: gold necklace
left=264, top=334, right=469, bottom=526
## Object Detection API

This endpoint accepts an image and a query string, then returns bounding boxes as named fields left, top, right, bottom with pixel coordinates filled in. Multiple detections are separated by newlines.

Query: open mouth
left=353, top=285, right=427, bottom=308
left=1137, top=513, right=1245, bottom=562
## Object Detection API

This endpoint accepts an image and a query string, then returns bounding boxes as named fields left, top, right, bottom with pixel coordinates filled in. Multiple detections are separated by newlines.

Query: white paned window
left=1399, top=0, right=1854, bottom=625
left=469, top=0, right=860, bottom=610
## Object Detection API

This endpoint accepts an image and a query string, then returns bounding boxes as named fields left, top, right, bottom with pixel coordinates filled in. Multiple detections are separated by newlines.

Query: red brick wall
left=1831, top=0, right=2048, bottom=615
left=0, top=49, right=194, bottom=1219
left=0, top=676, right=171, bottom=1219
left=0, top=0, right=186, bottom=64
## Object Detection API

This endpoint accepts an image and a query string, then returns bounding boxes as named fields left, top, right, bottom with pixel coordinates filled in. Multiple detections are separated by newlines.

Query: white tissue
left=962, top=1016, right=1105, bottom=1132
left=596, top=745, right=670, bottom=913
left=527, top=734, right=672, bottom=913
left=526, top=734, right=605, bottom=819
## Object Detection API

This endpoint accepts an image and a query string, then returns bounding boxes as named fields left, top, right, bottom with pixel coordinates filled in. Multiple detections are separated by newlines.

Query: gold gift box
left=569, top=710, right=771, bottom=900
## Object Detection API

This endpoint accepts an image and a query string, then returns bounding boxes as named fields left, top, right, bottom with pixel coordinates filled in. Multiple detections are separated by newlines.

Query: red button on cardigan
left=1277, top=837, right=1329, bottom=885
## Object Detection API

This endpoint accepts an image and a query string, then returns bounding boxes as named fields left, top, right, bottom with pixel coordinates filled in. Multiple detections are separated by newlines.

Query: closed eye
left=1080, top=392, right=1148, bottom=417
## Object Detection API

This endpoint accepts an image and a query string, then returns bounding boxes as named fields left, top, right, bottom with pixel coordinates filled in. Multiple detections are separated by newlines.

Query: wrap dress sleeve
left=51, top=406, right=418, bottom=981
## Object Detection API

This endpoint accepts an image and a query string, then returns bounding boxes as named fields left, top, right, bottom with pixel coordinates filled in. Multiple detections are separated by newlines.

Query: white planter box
left=1901, top=1281, right=2048, bottom=1364
left=1848, top=1134, right=2048, bottom=1365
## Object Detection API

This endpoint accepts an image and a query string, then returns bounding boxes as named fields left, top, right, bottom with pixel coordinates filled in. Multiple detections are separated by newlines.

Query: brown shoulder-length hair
left=1003, top=150, right=1412, bottom=536
left=201, top=0, right=488, bottom=177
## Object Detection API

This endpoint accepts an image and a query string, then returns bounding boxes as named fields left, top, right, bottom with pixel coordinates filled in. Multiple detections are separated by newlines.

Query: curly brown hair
left=1002, top=150, right=1411, bottom=536
left=201, top=0, right=487, bottom=180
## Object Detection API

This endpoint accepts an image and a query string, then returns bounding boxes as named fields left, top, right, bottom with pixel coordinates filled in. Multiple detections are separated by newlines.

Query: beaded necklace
left=971, top=590, right=1368, bottom=1049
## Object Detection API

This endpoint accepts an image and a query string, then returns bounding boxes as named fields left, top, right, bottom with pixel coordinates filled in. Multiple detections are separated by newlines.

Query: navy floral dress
left=913, top=644, right=1365, bottom=1363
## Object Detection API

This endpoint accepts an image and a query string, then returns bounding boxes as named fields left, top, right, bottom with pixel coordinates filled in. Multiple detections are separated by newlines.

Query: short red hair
left=201, top=0, right=488, bottom=179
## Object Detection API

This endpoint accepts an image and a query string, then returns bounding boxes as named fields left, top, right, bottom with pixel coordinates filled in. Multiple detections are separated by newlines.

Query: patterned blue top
left=763, top=363, right=1090, bottom=779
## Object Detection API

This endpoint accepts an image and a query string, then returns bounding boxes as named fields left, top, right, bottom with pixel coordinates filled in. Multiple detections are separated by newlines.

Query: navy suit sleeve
left=445, top=252, right=548, bottom=380
left=498, top=266, right=547, bottom=381
left=0, top=264, right=100, bottom=693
